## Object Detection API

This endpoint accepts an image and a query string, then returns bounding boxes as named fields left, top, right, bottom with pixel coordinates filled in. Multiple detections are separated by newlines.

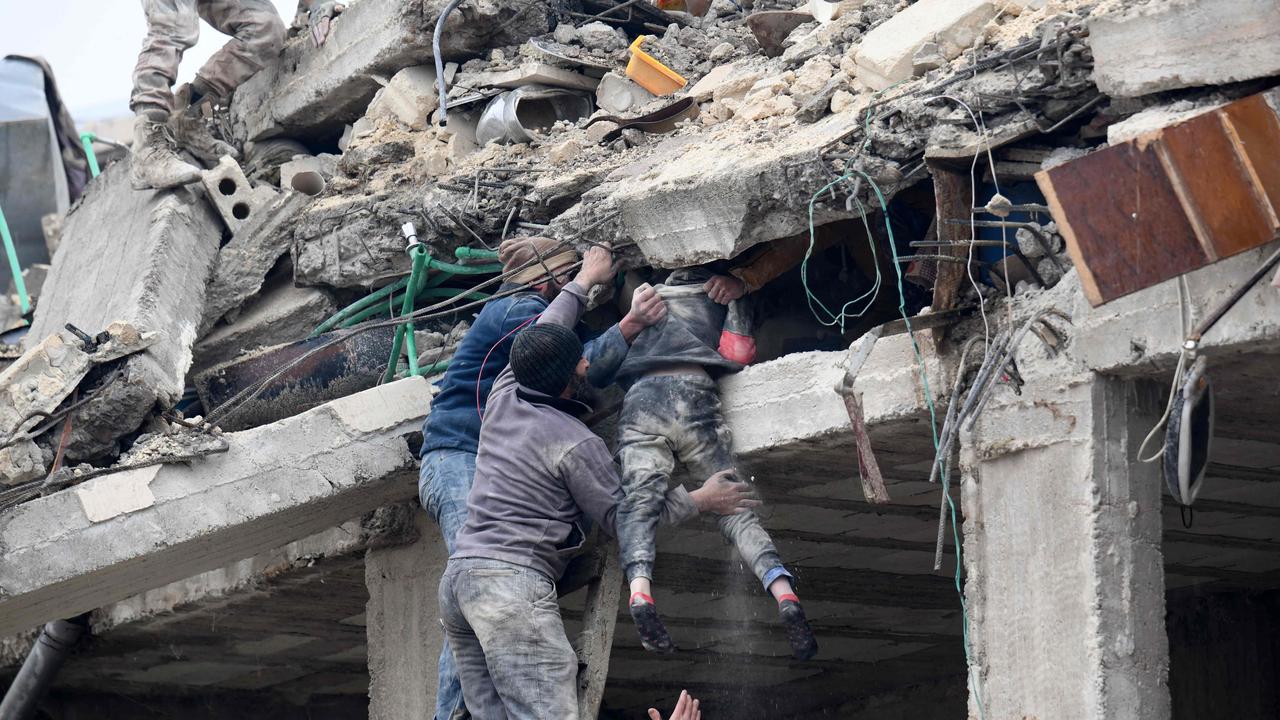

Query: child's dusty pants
left=131, top=0, right=285, bottom=115
left=616, top=374, right=792, bottom=591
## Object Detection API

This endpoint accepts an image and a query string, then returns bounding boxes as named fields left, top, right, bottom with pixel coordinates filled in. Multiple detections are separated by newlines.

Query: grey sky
left=0, top=0, right=296, bottom=122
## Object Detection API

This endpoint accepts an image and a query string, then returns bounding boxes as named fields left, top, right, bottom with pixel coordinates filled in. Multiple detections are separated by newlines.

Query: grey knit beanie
left=510, top=324, right=583, bottom=397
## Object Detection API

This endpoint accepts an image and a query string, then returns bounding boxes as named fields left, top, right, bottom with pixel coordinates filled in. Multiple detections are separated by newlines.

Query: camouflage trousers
left=616, top=374, right=793, bottom=591
left=131, top=0, right=285, bottom=115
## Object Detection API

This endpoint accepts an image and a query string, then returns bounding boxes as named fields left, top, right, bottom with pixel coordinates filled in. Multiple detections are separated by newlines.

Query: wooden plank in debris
left=575, top=547, right=623, bottom=720
left=1036, top=90, right=1280, bottom=306
left=1158, top=111, right=1275, bottom=259
left=1220, top=93, right=1280, bottom=224
left=1038, top=137, right=1206, bottom=306
left=926, top=161, right=971, bottom=349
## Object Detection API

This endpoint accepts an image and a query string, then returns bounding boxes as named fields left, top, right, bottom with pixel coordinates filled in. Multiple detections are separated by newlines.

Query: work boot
left=170, top=84, right=240, bottom=166
left=170, top=110, right=239, bottom=166
left=778, top=596, right=818, bottom=661
left=129, top=115, right=201, bottom=191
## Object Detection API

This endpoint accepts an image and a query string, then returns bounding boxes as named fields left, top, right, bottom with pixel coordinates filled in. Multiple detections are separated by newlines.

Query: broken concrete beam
left=230, top=0, right=549, bottom=142
left=0, top=324, right=156, bottom=484
left=455, top=63, right=601, bottom=93
left=1089, top=0, right=1280, bottom=98
left=192, top=275, right=337, bottom=377
left=199, top=190, right=313, bottom=335
left=1036, top=90, right=1280, bottom=305
left=0, top=376, right=431, bottom=638
left=561, top=108, right=868, bottom=267
left=200, top=156, right=279, bottom=235
left=854, top=0, right=995, bottom=90
left=195, top=326, right=396, bottom=431
left=26, top=160, right=220, bottom=459
left=292, top=192, right=409, bottom=288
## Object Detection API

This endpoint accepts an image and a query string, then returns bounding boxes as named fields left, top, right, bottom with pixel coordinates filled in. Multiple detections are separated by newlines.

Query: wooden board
left=926, top=161, right=971, bottom=349
left=1036, top=90, right=1280, bottom=306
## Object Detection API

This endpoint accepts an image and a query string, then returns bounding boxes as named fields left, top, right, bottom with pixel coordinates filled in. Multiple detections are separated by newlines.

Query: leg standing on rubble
left=129, top=0, right=290, bottom=190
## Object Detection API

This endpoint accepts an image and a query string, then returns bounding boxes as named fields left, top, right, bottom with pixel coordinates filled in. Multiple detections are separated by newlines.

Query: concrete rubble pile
left=3, top=0, right=1280, bottom=715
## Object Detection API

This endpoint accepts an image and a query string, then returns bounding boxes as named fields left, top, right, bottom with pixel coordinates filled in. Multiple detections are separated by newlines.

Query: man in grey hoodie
left=438, top=247, right=755, bottom=720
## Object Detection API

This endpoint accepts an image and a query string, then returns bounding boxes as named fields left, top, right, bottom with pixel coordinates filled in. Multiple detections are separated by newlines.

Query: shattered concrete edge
left=199, top=190, right=314, bottom=335
left=231, top=0, right=549, bottom=141
left=0, top=377, right=432, bottom=637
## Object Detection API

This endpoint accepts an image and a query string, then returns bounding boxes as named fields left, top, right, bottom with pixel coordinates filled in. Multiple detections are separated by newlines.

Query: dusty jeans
left=420, top=449, right=477, bottom=720
left=438, top=558, right=579, bottom=720
left=131, top=0, right=285, bottom=114
left=616, top=374, right=791, bottom=590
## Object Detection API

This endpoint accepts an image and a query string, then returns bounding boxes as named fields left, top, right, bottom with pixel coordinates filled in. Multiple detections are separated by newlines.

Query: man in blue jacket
left=419, top=236, right=665, bottom=720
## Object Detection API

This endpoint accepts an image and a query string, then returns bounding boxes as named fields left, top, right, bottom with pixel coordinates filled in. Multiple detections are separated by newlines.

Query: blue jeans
left=420, top=448, right=478, bottom=720
left=438, top=558, right=578, bottom=720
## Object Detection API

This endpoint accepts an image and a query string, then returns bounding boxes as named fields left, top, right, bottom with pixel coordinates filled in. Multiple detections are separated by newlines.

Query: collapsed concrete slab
left=26, top=161, right=221, bottom=460
left=562, top=108, right=866, bottom=268
left=853, top=0, right=996, bottom=91
left=199, top=190, right=314, bottom=335
left=230, top=0, right=549, bottom=142
left=1089, top=0, right=1280, bottom=98
left=0, top=376, right=431, bottom=637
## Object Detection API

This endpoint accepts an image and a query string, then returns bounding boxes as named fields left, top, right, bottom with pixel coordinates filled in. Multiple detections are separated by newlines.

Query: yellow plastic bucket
left=625, top=36, right=687, bottom=96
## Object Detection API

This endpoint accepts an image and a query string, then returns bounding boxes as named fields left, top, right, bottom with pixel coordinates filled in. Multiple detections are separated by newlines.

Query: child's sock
left=776, top=593, right=818, bottom=661
left=629, top=592, right=675, bottom=654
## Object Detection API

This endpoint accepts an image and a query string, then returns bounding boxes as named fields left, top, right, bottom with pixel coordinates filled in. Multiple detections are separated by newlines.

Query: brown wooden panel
left=1220, top=94, right=1280, bottom=224
left=926, top=162, right=971, bottom=348
left=1037, top=139, right=1208, bottom=306
left=1160, top=111, right=1275, bottom=258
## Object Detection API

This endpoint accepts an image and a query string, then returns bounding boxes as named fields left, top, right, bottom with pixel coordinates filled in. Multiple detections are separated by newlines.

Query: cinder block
left=854, top=0, right=996, bottom=90
left=200, top=156, right=277, bottom=235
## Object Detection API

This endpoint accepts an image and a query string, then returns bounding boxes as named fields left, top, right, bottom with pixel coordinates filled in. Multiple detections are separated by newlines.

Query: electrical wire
left=1137, top=275, right=1191, bottom=463
left=923, top=94, right=999, bottom=342
left=847, top=169, right=987, bottom=720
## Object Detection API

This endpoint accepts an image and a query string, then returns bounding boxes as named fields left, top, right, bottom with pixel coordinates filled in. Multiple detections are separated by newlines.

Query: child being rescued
left=612, top=266, right=819, bottom=660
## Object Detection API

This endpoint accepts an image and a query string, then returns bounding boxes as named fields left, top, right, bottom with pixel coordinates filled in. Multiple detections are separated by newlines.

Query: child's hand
left=648, top=690, right=701, bottom=720
left=574, top=245, right=615, bottom=288
left=620, top=283, right=667, bottom=342
left=690, top=470, right=761, bottom=515
left=703, top=274, right=746, bottom=304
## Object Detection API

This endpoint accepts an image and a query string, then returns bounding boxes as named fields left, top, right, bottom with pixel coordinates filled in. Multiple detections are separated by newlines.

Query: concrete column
left=961, top=370, right=1171, bottom=719
left=366, top=512, right=450, bottom=720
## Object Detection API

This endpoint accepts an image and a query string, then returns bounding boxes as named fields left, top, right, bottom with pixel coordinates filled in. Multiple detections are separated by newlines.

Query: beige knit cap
left=498, top=236, right=578, bottom=285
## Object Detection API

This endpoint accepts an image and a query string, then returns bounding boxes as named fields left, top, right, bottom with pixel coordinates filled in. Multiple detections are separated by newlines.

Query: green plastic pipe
left=426, top=257, right=502, bottom=275
left=454, top=246, right=499, bottom=261
left=338, top=285, right=490, bottom=330
left=310, top=276, right=410, bottom=338
left=385, top=246, right=429, bottom=382
left=0, top=203, right=30, bottom=315
left=416, top=358, right=452, bottom=376
left=79, top=133, right=101, bottom=178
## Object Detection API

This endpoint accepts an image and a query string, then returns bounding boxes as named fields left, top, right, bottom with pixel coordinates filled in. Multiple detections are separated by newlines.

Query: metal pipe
left=434, top=0, right=467, bottom=127
left=0, top=618, right=86, bottom=719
